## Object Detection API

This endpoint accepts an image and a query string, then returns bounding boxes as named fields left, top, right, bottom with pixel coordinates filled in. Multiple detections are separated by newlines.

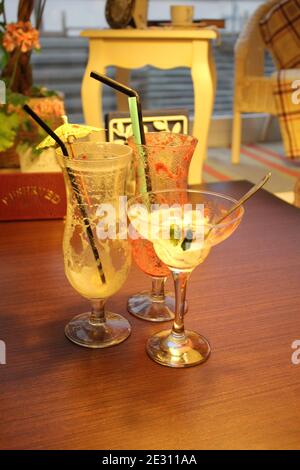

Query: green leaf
left=0, top=112, right=20, bottom=151
left=5, top=91, right=29, bottom=107
left=30, top=86, right=60, bottom=98
left=0, top=51, right=8, bottom=70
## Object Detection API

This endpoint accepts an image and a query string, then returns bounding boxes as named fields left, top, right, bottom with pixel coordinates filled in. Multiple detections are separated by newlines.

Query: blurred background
left=5, top=0, right=273, bottom=126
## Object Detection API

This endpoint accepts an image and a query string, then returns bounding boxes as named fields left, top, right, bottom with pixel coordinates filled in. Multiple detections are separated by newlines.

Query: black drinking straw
left=23, top=104, right=106, bottom=285
left=90, top=71, right=152, bottom=193
left=90, top=71, right=146, bottom=144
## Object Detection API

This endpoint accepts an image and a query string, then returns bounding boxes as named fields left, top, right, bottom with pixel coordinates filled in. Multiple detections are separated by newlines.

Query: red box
left=0, top=172, right=66, bottom=221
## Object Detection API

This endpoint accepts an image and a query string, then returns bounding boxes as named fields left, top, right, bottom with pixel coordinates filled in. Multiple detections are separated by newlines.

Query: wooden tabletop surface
left=1, top=181, right=300, bottom=450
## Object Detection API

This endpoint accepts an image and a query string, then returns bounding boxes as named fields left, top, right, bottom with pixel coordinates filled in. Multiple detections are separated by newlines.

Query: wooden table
left=1, top=181, right=300, bottom=450
left=81, top=28, right=218, bottom=185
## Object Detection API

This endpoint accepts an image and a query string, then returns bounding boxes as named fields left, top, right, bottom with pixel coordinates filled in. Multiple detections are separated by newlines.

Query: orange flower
left=3, top=21, right=41, bottom=53
left=32, top=98, right=65, bottom=118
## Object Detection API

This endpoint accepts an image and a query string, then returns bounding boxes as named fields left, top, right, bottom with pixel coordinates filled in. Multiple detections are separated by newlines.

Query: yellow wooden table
left=81, top=28, right=218, bottom=184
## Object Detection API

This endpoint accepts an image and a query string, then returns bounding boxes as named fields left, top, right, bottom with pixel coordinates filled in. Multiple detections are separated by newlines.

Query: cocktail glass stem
left=90, top=299, right=106, bottom=325
left=171, top=270, right=191, bottom=339
left=150, top=277, right=166, bottom=302
left=127, top=275, right=178, bottom=322
left=146, top=269, right=210, bottom=367
left=65, top=296, right=131, bottom=348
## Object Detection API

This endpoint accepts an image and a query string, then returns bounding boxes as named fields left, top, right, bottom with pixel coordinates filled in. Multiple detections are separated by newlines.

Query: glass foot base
left=128, top=291, right=185, bottom=322
left=146, top=329, right=211, bottom=368
left=65, top=311, right=131, bottom=349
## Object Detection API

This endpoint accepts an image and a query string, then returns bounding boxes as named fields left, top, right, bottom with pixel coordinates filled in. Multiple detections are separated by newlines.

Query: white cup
left=170, top=5, right=194, bottom=25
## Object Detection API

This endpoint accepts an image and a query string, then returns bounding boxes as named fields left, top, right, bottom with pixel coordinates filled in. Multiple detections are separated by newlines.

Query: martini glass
left=127, top=132, right=197, bottom=322
left=127, top=189, right=244, bottom=367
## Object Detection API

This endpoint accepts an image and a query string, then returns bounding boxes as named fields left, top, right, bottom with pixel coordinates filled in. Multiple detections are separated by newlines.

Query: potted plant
left=0, top=0, right=65, bottom=169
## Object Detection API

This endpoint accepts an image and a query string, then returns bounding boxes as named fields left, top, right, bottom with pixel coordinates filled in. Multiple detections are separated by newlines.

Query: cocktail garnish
left=181, top=228, right=194, bottom=251
left=169, top=224, right=181, bottom=246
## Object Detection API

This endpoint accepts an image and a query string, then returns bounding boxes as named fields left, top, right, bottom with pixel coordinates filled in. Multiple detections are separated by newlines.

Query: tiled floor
left=207, top=142, right=300, bottom=205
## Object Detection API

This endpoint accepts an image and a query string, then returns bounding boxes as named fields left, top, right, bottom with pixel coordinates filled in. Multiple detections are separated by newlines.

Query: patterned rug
left=206, top=142, right=300, bottom=205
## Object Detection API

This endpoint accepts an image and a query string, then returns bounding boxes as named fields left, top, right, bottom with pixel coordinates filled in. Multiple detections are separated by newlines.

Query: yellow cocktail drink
left=65, top=236, right=131, bottom=299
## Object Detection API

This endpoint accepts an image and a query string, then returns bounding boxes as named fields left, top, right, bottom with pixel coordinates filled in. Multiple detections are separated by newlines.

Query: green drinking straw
left=90, top=71, right=151, bottom=194
left=23, top=104, right=106, bottom=285
left=127, top=96, right=149, bottom=194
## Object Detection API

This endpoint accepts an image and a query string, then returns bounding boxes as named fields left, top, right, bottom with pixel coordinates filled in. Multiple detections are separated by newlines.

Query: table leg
left=81, top=39, right=106, bottom=140
left=190, top=41, right=215, bottom=184
left=294, top=176, right=300, bottom=208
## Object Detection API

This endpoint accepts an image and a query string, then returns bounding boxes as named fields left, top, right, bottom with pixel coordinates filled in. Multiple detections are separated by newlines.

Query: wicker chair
left=231, top=0, right=280, bottom=164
